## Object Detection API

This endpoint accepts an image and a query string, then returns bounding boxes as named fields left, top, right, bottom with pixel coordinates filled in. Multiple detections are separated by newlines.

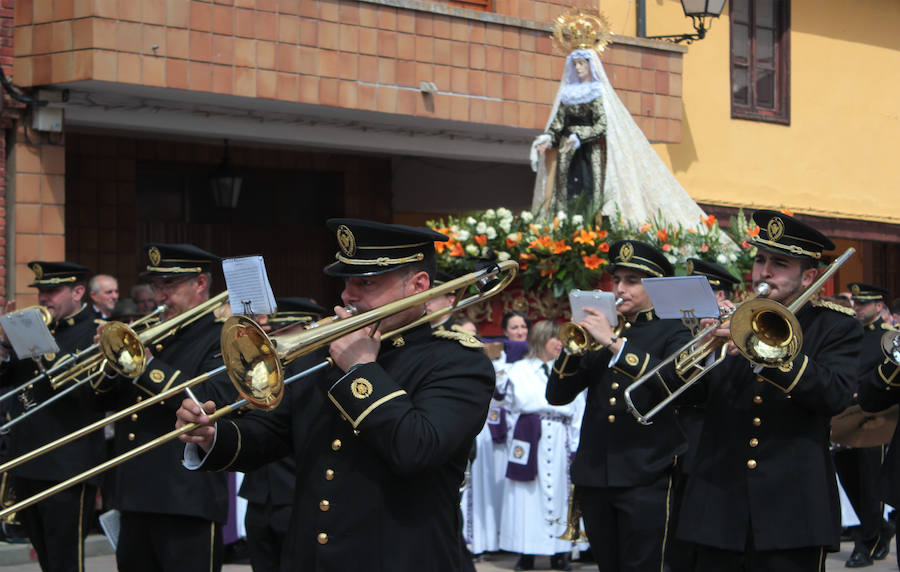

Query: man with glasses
left=95, top=243, right=236, bottom=572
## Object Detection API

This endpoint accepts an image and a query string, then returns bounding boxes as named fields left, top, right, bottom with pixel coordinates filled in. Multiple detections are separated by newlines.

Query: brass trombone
left=0, top=292, right=228, bottom=433
left=558, top=298, right=624, bottom=356
left=0, top=261, right=518, bottom=519
left=883, top=330, right=900, bottom=366
left=624, top=247, right=855, bottom=425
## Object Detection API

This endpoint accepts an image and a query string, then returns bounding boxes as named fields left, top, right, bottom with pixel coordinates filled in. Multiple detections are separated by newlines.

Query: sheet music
left=98, top=508, right=120, bottom=550
left=642, top=276, right=721, bottom=320
left=0, top=307, right=59, bottom=359
left=222, top=256, right=277, bottom=316
left=568, top=290, right=617, bottom=325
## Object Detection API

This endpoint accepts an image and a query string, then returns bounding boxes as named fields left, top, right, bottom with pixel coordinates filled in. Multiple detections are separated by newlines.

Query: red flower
left=474, top=234, right=487, bottom=246
left=582, top=255, right=604, bottom=270
left=657, top=230, right=668, bottom=243
left=599, top=242, right=610, bottom=252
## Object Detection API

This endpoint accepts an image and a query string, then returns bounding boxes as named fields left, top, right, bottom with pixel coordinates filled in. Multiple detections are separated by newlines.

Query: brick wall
left=0, top=0, right=19, bottom=300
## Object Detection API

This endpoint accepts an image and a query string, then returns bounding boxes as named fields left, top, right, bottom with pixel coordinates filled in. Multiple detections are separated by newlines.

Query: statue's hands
left=536, top=141, right=551, bottom=154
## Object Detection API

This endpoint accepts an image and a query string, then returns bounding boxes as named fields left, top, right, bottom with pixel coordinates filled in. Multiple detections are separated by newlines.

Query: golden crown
left=551, top=7, right=614, bottom=55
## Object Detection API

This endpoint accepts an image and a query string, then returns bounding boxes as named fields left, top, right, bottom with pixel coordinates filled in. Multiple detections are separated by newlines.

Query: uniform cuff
left=612, top=346, right=651, bottom=380
left=756, top=355, right=809, bottom=393
left=878, top=358, right=900, bottom=388
left=551, top=352, right=580, bottom=380
left=135, top=358, right=184, bottom=397
left=327, top=363, right=407, bottom=429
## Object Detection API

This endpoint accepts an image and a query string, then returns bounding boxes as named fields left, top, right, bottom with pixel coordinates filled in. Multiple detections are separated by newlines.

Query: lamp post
left=640, top=0, right=727, bottom=44
left=210, top=139, right=243, bottom=208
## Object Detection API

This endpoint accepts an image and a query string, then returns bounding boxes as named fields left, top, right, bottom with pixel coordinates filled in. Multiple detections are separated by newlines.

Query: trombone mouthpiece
left=615, top=297, right=624, bottom=306
left=755, top=283, right=771, bottom=297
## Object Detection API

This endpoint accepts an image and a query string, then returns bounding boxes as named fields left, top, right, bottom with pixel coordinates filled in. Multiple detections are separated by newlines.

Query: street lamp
left=210, top=139, right=243, bottom=208
left=642, top=0, right=727, bottom=44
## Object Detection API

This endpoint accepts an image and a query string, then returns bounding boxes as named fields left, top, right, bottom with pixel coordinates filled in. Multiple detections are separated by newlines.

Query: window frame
left=729, top=0, right=791, bottom=125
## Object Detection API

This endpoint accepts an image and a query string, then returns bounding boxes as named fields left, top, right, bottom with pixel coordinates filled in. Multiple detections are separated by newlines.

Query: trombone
left=0, top=261, right=518, bottom=519
left=883, top=330, right=900, bottom=366
left=558, top=297, right=624, bottom=355
left=0, top=292, right=228, bottom=433
left=0, top=306, right=165, bottom=410
left=624, top=247, right=855, bottom=425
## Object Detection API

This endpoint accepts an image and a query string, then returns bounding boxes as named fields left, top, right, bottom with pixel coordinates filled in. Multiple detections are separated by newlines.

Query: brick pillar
left=0, top=0, right=19, bottom=300
left=10, top=126, right=65, bottom=306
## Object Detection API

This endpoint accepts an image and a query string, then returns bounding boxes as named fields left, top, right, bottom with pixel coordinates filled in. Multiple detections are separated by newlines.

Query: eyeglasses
left=150, top=276, right=194, bottom=293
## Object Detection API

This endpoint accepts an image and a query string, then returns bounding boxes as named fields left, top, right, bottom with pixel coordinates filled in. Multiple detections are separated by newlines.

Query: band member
left=0, top=261, right=105, bottom=572
left=176, top=219, right=496, bottom=571
left=662, top=210, right=862, bottom=571
left=667, top=258, right=741, bottom=572
left=546, top=240, right=691, bottom=572
left=857, top=339, right=900, bottom=568
left=239, top=297, right=326, bottom=572
left=835, top=283, right=896, bottom=566
left=94, top=244, right=236, bottom=572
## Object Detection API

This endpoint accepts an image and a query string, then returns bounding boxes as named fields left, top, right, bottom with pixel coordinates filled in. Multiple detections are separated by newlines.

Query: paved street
left=0, top=538, right=896, bottom=570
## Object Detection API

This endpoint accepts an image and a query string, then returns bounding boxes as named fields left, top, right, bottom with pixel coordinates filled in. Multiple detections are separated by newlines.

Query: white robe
left=498, top=357, right=587, bottom=556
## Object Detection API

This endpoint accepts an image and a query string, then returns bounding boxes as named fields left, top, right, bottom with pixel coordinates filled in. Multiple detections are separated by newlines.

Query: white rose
left=466, top=217, right=477, bottom=226
left=465, top=244, right=479, bottom=256
left=450, top=225, right=458, bottom=233
left=484, top=209, right=496, bottom=220
left=665, top=253, right=677, bottom=264
left=728, top=252, right=737, bottom=262
left=572, top=214, right=583, bottom=226
left=457, top=230, right=470, bottom=241
left=476, top=222, right=487, bottom=234
left=497, top=207, right=512, bottom=219
left=521, top=211, right=534, bottom=223
left=497, top=251, right=511, bottom=261
left=507, top=232, right=519, bottom=241
left=485, top=227, right=497, bottom=240
left=716, top=253, right=728, bottom=264
left=499, top=219, right=511, bottom=233
left=556, top=210, right=567, bottom=221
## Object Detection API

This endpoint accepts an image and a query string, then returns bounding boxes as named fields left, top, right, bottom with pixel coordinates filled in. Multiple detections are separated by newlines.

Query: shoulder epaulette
left=432, top=328, right=483, bottom=349
left=881, top=323, right=897, bottom=331
left=810, top=299, right=856, bottom=317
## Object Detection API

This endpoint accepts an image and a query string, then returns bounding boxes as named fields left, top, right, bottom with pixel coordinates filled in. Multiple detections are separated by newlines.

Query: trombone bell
left=730, top=298, right=802, bottom=367
left=98, top=322, right=146, bottom=378
left=220, top=316, right=284, bottom=411
left=883, top=330, right=900, bottom=366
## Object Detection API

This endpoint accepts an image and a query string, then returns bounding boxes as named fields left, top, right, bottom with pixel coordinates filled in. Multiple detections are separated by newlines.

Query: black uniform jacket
left=546, top=309, right=691, bottom=487
left=673, top=301, right=861, bottom=551
left=0, top=305, right=105, bottom=482
left=195, top=323, right=495, bottom=572
left=95, top=312, right=236, bottom=523
left=857, top=323, right=900, bottom=507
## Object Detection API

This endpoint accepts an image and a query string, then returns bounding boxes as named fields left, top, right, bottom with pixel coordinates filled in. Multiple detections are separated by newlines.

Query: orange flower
left=540, top=267, right=557, bottom=279
left=742, top=240, right=751, bottom=249
left=582, top=254, right=604, bottom=269
left=747, top=225, right=760, bottom=236
left=596, top=229, right=609, bottom=240
left=474, top=234, right=487, bottom=246
left=519, top=252, right=536, bottom=261
left=573, top=229, right=596, bottom=245
left=780, top=208, right=793, bottom=216
left=552, top=217, right=560, bottom=230
left=599, top=242, right=610, bottom=252
left=528, top=236, right=553, bottom=250
left=702, top=214, right=717, bottom=229
left=449, top=241, right=464, bottom=257
left=506, top=232, right=522, bottom=248
left=640, top=223, right=652, bottom=233
left=434, top=240, right=448, bottom=254
left=687, top=228, right=698, bottom=235
left=657, top=230, right=668, bottom=243
left=551, top=240, right=571, bottom=254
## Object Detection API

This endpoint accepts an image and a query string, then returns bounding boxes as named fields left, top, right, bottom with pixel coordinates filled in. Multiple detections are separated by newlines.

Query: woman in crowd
left=499, top=320, right=586, bottom=571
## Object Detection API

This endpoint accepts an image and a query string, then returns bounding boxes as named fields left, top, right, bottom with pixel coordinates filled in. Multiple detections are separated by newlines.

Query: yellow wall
left=597, top=0, right=900, bottom=224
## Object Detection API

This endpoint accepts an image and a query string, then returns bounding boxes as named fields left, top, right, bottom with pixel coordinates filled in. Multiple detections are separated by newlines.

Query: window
left=730, top=0, right=790, bottom=124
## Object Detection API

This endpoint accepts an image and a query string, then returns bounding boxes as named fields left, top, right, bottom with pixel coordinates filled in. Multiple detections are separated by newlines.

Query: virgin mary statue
left=532, top=8, right=715, bottom=231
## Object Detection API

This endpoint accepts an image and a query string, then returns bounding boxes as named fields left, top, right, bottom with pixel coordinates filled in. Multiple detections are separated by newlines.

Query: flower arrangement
left=428, top=207, right=750, bottom=297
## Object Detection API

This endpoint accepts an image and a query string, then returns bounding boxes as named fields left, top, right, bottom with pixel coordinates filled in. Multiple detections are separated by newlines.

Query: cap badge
left=148, top=247, right=162, bottom=267
left=336, top=225, right=356, bottom=257
left=767, top=217, right=785, bottom=241
left=351, top=378, right=373, bottom=399
left=620, top=242, right=634, bottom=263
left=686, top=260, right=694, bottom=274
left=31, top=263, right=43, bottom=280
left=851, top=284, right=861, bottom=295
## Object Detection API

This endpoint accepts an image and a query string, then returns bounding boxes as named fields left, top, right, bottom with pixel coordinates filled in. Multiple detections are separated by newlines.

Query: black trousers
left=576, top=473, right=672, bottom=572
left=666, top=464, right=698, bottom=572
left=15, top=478, right=96, bottom=572
left=834, top=446, right=886, bottom=547
left=244, top=502, right=291, bottom=572
left=695, top=542, right=825, bottom=572
left=117, top=511, right=223, bottom=572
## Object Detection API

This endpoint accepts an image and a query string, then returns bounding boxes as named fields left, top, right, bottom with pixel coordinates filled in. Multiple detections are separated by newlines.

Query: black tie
left=541, top=363, right=550, bottom=378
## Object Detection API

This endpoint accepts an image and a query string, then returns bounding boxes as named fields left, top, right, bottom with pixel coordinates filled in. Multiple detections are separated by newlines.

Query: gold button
left=752, top=417, right=761, bottom=427
left=136, top=396, right=143, bottom=402
left=319, top=500, right=330, bottom=511
left=130, top=413, right=138, bottom=422
left=753, top=395, right=763, bottom=404
left=607, top=415, right=615, bottom=423
left=749, top=438, right=759, bottom=447
left=128, top=433, right=135, bottom=441
left=756, top=376, right=764, bottom=383
left=331, top=439, right=342, bottom=451
left=317, top=533, right=328, bottom=544
left=747, top=459, right=757, bottom=469
left=624, top=322, right=631, bottom=329
left=27, top=384, right=34, bottom=390
left=611, top=382, right=619, bottom=390
left=325, top=469, right=335, bottom=481
left=155, top=344, right=163, bottom=352
left=609, top=397, right=617, bottom=406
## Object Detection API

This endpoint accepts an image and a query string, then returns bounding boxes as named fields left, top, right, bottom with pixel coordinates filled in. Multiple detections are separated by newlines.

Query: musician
left=0, top=261, right=105, bottom=572
left=667, top=258, right=741, bottom=572
left=94, top=243, right=236, bottom=572
left=176, top=219, right=496, bottom=571
left=546, top=240, right=691, bottom=572
left=835, top=283, right=896, bottom=566
left=857, top=336, right=900, bottom=568
left=238, top=297, right=326, bottom=572
left=660, top=210, right=862, bottom=571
